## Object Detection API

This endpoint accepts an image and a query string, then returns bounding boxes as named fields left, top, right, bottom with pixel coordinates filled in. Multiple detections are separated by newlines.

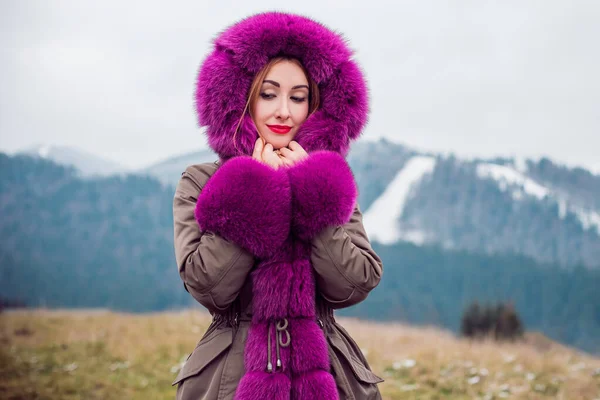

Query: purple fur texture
left=195, top=12, right=369, bottom=160
left=194, top=156, right=291, bottom=258
left=287, top=151, right=358, bottom=241
left=291, top=370, right=339, bottom=400
left=251, top=259, right=294, bottom=322
left=290, top=319, right=330, bottom=373
left=288, top=259, right=316, bottom=318
left=234, top=371, right=291, bottom=400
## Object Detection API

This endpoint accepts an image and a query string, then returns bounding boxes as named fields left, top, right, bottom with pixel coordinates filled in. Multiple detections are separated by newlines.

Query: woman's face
left=252, top=60, right=310, bottom=150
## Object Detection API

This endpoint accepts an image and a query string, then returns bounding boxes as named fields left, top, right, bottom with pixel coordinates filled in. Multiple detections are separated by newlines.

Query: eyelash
left=259, top=93, right=307, bottom=103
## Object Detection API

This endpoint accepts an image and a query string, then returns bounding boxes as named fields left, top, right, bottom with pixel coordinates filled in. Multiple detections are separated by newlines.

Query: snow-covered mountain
left=22, top=140, right=598, bottom=268
left=18, top=144, right=218, bottom=184
left=350, top=139, right=600, bottom=269
left=18, top=144, right=125, bottom=177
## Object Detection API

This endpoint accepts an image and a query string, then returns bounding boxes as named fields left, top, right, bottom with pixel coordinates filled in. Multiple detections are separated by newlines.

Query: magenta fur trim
left=287, top=151, right=358, bottom=241
left=195, top=12, right=369, bottom=160
left=251, top=260, right=295, bottom=321
left=290, top=319, right=330, bottom=373
left=291, top=370, right=339, bottom=400
left=194, top=156, right=291, bottom=258
left=242, top=239, right=338, bottom=399
left=288, top=259, right=316, bottom=318
left=234, top=371, right=291, bottom=400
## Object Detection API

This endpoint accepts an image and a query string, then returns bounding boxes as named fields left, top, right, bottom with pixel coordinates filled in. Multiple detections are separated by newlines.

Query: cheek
left=292, top=102, right=310, bottom=124
left=253, top=100, right=272, bottom=122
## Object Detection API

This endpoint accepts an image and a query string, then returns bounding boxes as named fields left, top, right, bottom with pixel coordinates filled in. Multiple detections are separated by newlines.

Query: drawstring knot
left=266, top=318, right=291, bottom=373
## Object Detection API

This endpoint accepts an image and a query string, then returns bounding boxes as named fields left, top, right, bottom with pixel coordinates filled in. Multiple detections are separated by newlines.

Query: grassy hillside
left=1, top=309, right=599, bottom=399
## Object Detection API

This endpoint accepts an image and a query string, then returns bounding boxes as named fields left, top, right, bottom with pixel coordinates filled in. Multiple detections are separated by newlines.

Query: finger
left=262, top=145, right=276, bottom=161
left=263, top=143, right=274, bottom=155
left=279, top=146, right=295, bottom=159
left=252, top=137, right=264, bottom=160
left=263, top=144, right=279, bottom=164
left=264, top=151, right=282, bottom=169
left=288, top=141, right=308, bottom=157
left=279, top=156, right=295, bottom=167
left=288, top=141, right=301, bottom=151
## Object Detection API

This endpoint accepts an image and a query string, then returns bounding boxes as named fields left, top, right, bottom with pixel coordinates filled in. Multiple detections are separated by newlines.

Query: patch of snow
left=558, top=199, right=567, bottom=219
left=401, top=230, right=428, bottom=245
left=572, top=208, right=600, bottom=235
left=364, top=156, right=436, bottom=245
left=476, top=163, right=549, bottom=199
left=513, top=156, right=528, bottom=174
left=38, top=145, right=51, bottom=158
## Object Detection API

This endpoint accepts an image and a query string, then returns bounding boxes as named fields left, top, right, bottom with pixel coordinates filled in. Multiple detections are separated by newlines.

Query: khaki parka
left=172, top=161, right=384, bottom=399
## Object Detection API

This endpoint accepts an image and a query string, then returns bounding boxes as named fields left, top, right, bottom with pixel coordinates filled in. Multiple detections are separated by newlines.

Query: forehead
left=264, top=61, right=308, bottom=87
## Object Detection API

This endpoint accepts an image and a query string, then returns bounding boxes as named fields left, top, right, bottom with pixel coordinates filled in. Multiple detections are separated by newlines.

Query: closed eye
left=260, top=93, right=275, bottom=99
left=291, top=96, right=306, bottom=103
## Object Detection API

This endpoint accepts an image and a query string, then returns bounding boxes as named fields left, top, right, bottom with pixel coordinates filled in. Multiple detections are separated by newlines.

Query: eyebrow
left=263, top=80, right=309, bottom=90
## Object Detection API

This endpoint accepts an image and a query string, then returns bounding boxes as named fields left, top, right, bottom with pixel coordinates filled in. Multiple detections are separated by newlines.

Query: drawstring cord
left=276, top=318, right=290, bottom=370
left=266, top=321, right=273, bottom=372
left=266, top=318, right=291, bottom=373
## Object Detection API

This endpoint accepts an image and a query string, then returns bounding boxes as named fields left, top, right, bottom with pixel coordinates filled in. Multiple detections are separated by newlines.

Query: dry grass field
left=1, top=309, right=599, bottom=399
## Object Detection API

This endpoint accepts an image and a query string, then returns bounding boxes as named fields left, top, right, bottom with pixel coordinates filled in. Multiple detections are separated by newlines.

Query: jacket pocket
left=171, top=328, right=233, bottom=387
left=328, top=333, right=384, bottom=385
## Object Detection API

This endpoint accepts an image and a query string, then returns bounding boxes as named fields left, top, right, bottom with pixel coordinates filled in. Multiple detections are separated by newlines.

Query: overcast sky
left=1, top=1, right=599, bottom=171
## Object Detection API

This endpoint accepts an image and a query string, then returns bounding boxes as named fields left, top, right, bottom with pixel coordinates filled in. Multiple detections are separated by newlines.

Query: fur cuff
left=195, top=156, right=291, bottom=258
left=287, top=151, right=357, bottom=241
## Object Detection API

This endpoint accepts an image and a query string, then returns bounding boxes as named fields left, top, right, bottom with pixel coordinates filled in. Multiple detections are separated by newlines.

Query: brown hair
left=233, top=57, right=320, bottom=150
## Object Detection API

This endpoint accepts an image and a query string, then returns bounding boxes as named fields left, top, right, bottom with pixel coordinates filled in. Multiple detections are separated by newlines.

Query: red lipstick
left=267, top=125, right=292, bottom=134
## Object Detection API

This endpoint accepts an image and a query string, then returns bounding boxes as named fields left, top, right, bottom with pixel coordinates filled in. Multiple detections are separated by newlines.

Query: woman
left=173, top=12, right=384, bottom=400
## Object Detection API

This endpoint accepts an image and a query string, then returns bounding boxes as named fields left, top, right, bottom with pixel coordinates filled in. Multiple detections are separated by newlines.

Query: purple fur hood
left=195, top=11, right=369, bottom=160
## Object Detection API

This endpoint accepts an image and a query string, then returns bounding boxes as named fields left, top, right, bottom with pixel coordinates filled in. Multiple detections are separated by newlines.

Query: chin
left=264, top=133, right=295, bottom=150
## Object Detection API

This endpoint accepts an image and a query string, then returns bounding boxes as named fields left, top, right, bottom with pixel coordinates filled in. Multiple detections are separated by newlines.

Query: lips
left=267, top=125, right=292, bottom=134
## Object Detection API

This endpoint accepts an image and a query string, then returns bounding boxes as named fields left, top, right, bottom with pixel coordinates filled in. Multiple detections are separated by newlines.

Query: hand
left=252, top=137, right=284, bottom=170
left=278, top=141, right=309, bottom=167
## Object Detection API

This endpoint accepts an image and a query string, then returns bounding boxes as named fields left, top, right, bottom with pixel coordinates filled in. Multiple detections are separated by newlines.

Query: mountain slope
left=18, top=144, right=125, bottom=177
left=21, top=139, right=598, bottom=268
left=137, top=148, right=217, bottom=186
left=350, top=140, right=600, bottom=269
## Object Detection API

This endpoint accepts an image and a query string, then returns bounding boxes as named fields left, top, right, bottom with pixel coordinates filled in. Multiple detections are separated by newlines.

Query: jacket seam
left=321, top=287, right=356, bottom=304
left=202, top=248, right=246, bottom=295
left=317, top=230, right=371, bottom=294
left=182, top=170, right=205, bottom=191
left=328, top=339, right=355, bottom=400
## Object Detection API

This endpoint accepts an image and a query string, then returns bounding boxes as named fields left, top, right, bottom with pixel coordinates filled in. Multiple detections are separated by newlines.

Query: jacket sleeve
left=310, top=204, right=383, bottom=309
left=286, top=150, right=382, bottom=309
left=173, top=165, right=256, bottom=313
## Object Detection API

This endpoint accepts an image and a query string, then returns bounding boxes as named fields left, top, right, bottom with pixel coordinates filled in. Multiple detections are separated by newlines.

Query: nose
left=275, top=98, right=290, bottom=120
